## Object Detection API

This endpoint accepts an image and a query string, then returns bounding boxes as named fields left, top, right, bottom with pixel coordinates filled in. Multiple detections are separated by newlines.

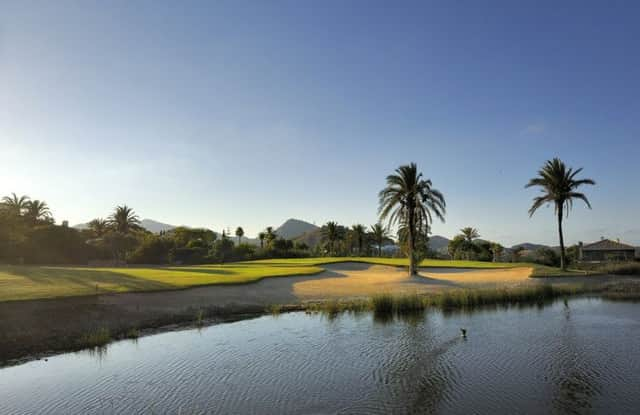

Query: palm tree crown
left=379, top=163, right=445, bottom=275
left=370, top=223, right=388, bottom=257
left=323, top=221, right=341, bottom=255
left=25, top=200, right=51, bottom=223
left=108, top=205, right=141, bottom=234
left=526, top=158, right=595, bottom=269
left=88, top=218, right=109, bottom=237
left=460, top=227, right=480, bottom=242
left=351, top=224, right=366, bottom=255
left=235, top=226, right=244, bottom=244
left=1, top=193, right=30, bottom=215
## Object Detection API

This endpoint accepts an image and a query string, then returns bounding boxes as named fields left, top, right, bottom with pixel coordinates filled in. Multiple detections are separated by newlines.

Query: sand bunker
left=293, top=263, right=533, bottom=300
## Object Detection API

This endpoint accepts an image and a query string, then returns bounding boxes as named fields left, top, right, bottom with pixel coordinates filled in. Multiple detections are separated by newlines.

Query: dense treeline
left=0, top=194, right=403, bottom=265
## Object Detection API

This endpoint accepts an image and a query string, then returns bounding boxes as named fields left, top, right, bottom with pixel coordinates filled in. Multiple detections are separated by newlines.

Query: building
left=578, top=238, right=637, bottom=262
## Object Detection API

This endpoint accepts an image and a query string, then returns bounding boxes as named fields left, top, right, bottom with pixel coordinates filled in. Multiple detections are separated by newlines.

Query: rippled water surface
left=2, top=298, right=640, bottom=414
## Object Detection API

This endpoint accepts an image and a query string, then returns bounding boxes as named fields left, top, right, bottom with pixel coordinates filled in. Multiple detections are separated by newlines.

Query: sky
left=1, top=0, right=639, bottom=246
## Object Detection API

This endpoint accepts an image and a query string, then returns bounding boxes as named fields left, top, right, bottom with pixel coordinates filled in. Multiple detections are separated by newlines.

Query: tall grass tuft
left=371, top=293, right=394, bottom=314
left=79, top=327, right=111, bottom=348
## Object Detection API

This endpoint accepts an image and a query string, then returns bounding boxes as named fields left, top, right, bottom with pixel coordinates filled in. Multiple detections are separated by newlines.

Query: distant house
left=578, top=239, right=636, bottom=262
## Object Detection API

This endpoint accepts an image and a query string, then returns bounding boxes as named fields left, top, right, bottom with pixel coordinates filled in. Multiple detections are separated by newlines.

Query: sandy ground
left=0, top=262, right=629, bottom=364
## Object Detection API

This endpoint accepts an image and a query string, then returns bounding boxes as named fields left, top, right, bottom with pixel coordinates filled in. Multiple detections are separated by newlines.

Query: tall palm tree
left=258, top=232, right=266, bottom=249
left=379, top=163, right=445, bottom=275
left=108, top=205, right=141, bottom=234
left=235, top=226, right=244, bottom=245
left=265, top=226, right=276, bottom=247
left=370, top=223, right=388, bottom=257
left=323, top=221, right=341, bottom=256
left=88, top=218, right=109, bottom=237
left=24, top=200, right=51, bottom=224
left=351, top=224, right=366, bottom=255
left=1, top=193, right=30, bottom=216
left=460, top=227, right=480, bottom=242
left=526, top=158, right=595, bottom=270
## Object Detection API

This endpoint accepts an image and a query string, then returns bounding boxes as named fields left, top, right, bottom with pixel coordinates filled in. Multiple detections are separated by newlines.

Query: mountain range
left=73, top=218, right=176, bottom=233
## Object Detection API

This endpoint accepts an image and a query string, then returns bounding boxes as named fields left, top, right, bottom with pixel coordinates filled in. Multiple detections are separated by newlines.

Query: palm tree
left=379, top=163, right=445, bottom=275
left=258, top=232, right=266, bottom=249
left=351, top=224, right=366, bottom=255
left=460, top=227, right=480, bottom=242
left=370, top=223, right=388, bottom=257
left=265, top=226, right=276, bottom=247
left=1, top=193, right=30, bottom=215
left=24, top=200, right=51, bottom=224
left=235, top=226, right=244, bottom=245
left=322, top=221, right=341, bottom=256
left=108, top=205, right=141, bottom=234
left=526, top=158, right=595, bottom=270
left=88, top=218, right=109, bottom=237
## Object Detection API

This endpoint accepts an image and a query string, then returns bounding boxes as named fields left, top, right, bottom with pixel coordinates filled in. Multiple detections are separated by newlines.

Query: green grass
left=0, top=257, right=560, bottom=302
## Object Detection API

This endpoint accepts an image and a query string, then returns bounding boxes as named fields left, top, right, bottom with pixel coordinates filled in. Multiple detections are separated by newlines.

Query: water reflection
left=1, top=298, right=639, bottom=414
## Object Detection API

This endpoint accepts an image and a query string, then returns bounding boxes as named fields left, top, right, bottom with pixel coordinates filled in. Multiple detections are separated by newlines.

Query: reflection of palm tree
left=379, top=163, right=445, bottom=275
left=370, top=223, right=388, bottom=257
left=526, top=158, right=595, bottom=270
left=1, top=193, right=30, bottom=215
left=108, top=205, right=141, bottom=234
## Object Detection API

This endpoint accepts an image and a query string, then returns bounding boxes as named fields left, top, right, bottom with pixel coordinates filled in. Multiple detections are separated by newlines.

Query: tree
left=258, top=232, right=266, bottom=249
left=526, top=158, right=595, bottom=270
left=88, top=218, right=109, bottom=237
left=24, top=200, right=52, bottom=224
left=460, top=227, right=480, bottom=243
left=456, top=227, right=481, bottom=260
left=265, top=226, right=277, bottom=248
left=108, top=205, right=141, bottom=234
left=235, top=226, right=244, bottom=245
left=511, top=246, right=524, bottom=262
left=370, top=223, right=388, bottom=257
left=1, top=193, right=30, bottom=216
left=379, top=163, right=445, bottom=275
left=351, top=224, right=366, bottom=255
left=322, top=221, right=343, bottom=256
left=490, top=242, right=504, bottom=262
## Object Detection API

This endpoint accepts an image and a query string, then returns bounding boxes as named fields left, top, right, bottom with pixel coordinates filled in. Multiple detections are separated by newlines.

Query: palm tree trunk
left=378, top=238, right=382, bottom=257
left=408, top=204, right=416, bottom=275
left=557, top=205, right=566, bottom=270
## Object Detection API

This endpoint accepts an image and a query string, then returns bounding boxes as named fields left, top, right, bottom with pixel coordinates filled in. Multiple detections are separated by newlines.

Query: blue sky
left=1, top=1, right=639, bottom=246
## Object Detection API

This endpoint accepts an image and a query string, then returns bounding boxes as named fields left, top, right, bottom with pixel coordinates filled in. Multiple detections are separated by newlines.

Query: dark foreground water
left=1, top=298, right=639, bottom=414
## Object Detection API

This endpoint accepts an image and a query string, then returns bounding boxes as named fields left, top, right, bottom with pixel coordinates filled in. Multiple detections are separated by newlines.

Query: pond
left=1, top=298, right=639, bottom=414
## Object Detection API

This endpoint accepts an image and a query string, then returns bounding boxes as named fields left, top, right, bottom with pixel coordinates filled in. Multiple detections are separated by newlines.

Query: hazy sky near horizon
left=2, top=1, right=639, bottom=246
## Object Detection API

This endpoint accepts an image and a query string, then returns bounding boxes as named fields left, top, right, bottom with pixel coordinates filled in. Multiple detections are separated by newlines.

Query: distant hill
left=74, top=218, right=176, bottom=234
left=511, top=242, right=549, bottom=251
left=275, top=219, right=319, bottom=240
left=428, top=235, right=450, bottom=254
left=139, top=219, right=176, bottom=233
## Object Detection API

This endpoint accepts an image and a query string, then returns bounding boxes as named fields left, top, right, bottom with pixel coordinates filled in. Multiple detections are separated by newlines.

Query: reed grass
left=310, top=284, right=594, bottom=318
left=78, top=327, right=111, bottom=348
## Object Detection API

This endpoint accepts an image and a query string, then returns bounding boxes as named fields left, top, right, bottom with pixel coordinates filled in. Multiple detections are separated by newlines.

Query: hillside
left=74, top=218, right=176, bottom=234
left=428, top=235, right=450, bottom=254
left=275, top=219, right=319, bottom=240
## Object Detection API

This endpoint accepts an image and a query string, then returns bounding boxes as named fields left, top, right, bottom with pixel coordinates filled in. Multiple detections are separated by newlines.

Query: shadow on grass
left=1, top=266, right=174, bottom=292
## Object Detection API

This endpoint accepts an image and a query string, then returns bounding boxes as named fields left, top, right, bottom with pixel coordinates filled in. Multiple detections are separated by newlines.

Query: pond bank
left=1, top=262, right=637, bottom=366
